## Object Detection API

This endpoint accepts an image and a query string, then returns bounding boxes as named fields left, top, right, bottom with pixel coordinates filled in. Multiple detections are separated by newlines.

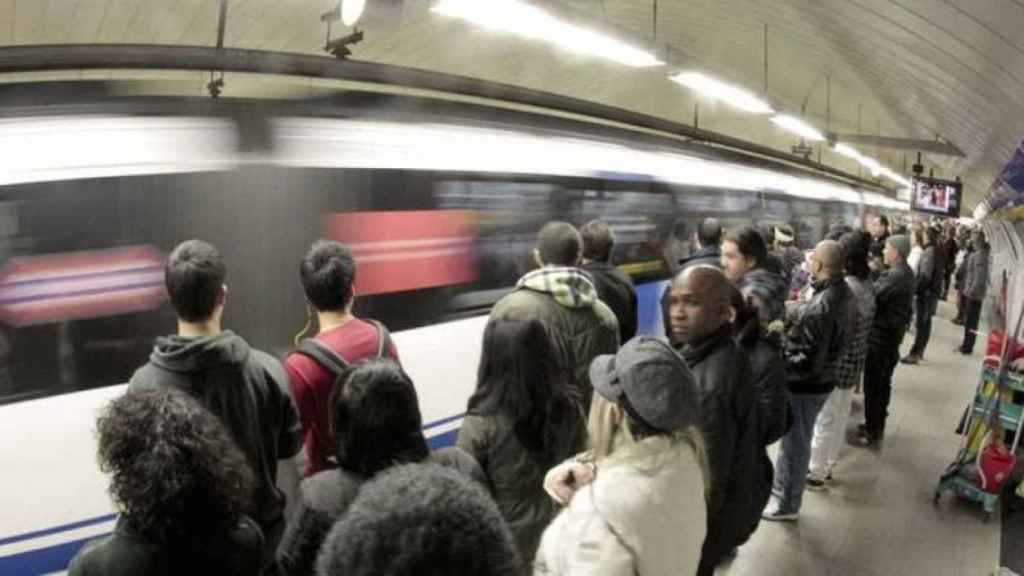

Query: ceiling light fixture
left=669, top=72, right=774, bottom=114
left=770, top=114, right=826, bottom=142
left=432, top=0, right=664, bottom=68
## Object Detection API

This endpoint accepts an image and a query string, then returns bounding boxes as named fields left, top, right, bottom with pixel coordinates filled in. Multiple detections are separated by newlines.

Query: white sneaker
left=762, top=503, right=799, bottom=522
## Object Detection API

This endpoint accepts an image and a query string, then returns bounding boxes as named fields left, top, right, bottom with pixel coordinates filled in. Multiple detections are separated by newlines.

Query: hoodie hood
left=517, top=266, right=598, bottom=309
left=149, top=330, right=250, bottom=374
left=740, top=268, right=789, bottom=324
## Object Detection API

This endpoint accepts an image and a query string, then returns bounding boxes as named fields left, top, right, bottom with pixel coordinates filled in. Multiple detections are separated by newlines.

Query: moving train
left=0, top=85, right=906, bottom=573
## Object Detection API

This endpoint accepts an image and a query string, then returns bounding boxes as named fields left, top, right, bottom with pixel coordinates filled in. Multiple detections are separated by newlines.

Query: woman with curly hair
left=69, top=388, right=263, bottom=575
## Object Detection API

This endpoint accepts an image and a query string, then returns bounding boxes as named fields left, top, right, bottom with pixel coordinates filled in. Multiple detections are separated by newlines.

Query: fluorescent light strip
left=432, top=0, right=663, bottom=68
left=831, top=142, right=910, bottom=187
left=770, top=114, right=826, bottom=142
left=669, top=72, right=774, bottom=114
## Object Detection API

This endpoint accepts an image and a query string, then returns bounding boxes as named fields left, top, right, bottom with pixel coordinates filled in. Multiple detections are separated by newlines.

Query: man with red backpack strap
left=284, top=240, right=399, bottom=476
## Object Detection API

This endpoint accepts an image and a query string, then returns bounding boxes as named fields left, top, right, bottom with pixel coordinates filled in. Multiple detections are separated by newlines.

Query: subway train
left=0, top=88, right=906, bottom=572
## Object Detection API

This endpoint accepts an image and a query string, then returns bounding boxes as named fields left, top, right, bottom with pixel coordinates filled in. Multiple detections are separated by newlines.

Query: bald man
left=764, top=240, right=851, bottom=522
left=669, top=266, right=759, bottom=575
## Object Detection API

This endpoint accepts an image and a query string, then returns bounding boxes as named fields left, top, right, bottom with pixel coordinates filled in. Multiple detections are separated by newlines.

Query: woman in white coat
left=533, top=337, right=708, bottom=576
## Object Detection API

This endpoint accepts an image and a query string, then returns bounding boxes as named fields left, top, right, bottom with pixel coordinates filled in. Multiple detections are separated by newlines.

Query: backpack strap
left=293, top=338, right=350, bottom=378
left=368, top=319, right=394, bottom=358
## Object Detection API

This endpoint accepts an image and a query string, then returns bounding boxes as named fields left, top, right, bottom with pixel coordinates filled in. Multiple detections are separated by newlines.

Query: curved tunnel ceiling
left=2, top=0, right=1022, bottom=208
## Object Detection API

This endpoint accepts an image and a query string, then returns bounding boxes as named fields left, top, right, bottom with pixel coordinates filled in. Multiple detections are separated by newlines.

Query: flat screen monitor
left=910, top=177, right=962, bottom=218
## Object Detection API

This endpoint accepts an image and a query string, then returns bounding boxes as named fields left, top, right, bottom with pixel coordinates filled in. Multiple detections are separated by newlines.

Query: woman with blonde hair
left=534, top=337, right=708, bottom=576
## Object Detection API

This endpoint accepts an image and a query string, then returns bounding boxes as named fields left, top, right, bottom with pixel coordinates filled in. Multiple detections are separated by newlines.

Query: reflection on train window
left=571, top=187, right=672, bottom=280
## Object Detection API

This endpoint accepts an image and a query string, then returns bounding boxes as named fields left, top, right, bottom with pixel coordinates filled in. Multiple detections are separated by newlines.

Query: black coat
left=783, top=277, right=851, bottom=395
left=679, top=326, right=759, bottom=570
left=581, top=261, right=639, bottom=343
left=869, top=262, right=916, bottom=348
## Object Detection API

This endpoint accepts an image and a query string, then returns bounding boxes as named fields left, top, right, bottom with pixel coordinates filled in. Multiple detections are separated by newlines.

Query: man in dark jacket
left=490, top=222, right=619, bottom=411
left=668, top=266, right=758, bottom=575
left=763, top=240, right=850, bottom=522
left=661, top=218, right=723, bottom=342
left=855, top=235, right=915, bottom=447
left=128, top=240, right=303, bottom=570
left=579, top=220, right=638, bottom=343
left=943, top=227, right=959, bottom=300
left=957, top=231, right=990, bottom=355
left=903, top=227, right=943, bottom=364
left=868, top=214, right=890, bottom=274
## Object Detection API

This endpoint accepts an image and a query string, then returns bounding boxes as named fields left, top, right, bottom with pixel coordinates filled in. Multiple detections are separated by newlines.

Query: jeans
left=773, top=392, right=830, bottom=513
left=810, top=387, right=854, bottom=476
left=961, top=298, right=983, bottom=353
left=910, top=293, right=937, bottom=357
left=864, top=341, right=901, bottom=436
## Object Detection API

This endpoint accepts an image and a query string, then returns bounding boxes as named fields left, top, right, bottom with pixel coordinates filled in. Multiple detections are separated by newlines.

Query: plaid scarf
left=517, top=266, right=598, bottom=309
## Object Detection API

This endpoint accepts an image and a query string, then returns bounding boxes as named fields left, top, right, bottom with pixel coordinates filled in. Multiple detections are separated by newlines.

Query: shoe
left=805, top=475, right=828, bottom=491
left=850, top=430, right=881, bottom=448
left=762, top=504, right=799, bottom=522
left=954, top=347, right=969, bottom=355
left=900, top=354, right=920, bottom=365
left=952, top=318, right=964, bottom=326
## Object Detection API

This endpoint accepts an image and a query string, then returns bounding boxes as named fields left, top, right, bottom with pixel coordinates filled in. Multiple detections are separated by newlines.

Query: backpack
left=292, top=320, right=394, bottom=380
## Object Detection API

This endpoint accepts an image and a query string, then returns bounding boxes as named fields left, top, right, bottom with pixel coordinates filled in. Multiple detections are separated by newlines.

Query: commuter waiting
left=661, top=217, right=723, bottom=341
left=854, top=235, right=915, bottom=447
left=534, top=337, right=708, bottom=576
left=668, top=266, right=758, bottom=575
left=285, top=239, right=400, bottom=476
left=957, top=231, right=990, bottom=355
left=772, top=224, right=804, bottom=285
left=128, top=240, right=302, bottom=569
left=277, top=359, right=482, bottom=576
left=457, top=317, right=587, bottom=561
left=721, top=226, right=788, bottom=326
left=69, top=388, right=264, bottom=576
left=903, top=226, right=943, bottom=365
left=490, top=221, right=619, bottom=410
left=764, top=240, right=850, bottom=521
left=808, top=231, right=876, bottom=489
left=316, top=463, right=521, bottom=576
left=579, top=220, right=638, bottom=342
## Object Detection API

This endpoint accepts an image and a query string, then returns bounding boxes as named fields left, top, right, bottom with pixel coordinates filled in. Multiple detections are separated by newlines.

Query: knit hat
left=589, top=337, right=700, bottom=433
left=887, top=234, right=911, bottom=260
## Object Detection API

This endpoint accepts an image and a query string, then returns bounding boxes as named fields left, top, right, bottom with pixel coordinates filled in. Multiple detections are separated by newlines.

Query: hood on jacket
left=740, top=268, right=789, bottom=323
left=149, top=330, right=250, bottom=374
left=517, top=267, right=598, bottom=309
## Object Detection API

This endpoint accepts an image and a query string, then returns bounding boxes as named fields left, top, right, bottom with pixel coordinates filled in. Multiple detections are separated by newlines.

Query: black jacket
left=783, top=277, right=851, bottom=395
left=581, top=261, right=638, bottom=343
left=679, top=326, right=759, bottom=568
left=128, top=332, right=302, bottom=540
left=737, top=329, right=790, bottom=445
left=276, top=448, right=484, bottom=576
left=679, top=245, right=723, bottom=270
left=70, top=517, right=264, bottom=576
left=869, top=262, right=916, bottom=348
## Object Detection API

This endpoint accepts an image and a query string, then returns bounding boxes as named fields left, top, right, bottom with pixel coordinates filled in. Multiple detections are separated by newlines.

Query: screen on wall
left=911, top=177, right=962, bottom=218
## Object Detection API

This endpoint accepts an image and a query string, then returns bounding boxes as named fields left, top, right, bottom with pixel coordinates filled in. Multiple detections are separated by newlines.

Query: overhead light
left=342, top=0, right=366, bottom=26
left=669, top=72, right=774, bottom=114
left=770, top=114, right=826, bottom=142
left=833, top=143, right=864, bottom=161
left=432, top=0, right=664, bottom=68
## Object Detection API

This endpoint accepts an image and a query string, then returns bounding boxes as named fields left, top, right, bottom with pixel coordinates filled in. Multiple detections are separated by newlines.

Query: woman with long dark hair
left=721, top=226, right=790, bottom=325
left=277, top=359, right=481, bottom=576
left=457, top=316, right=586, bottom=562
left=69, top=388, right=263, bottom=575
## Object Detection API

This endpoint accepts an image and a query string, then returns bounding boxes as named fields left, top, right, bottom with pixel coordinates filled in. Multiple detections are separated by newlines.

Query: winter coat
left=869, top=262, right=915, bottom=348
left=775, top=245, right=805, bottom=284
left=490, top=267, right=619, bottom=410
left=458, top=413, right=585, bottom=563
left=581, top=261, right=638, bottom=343
left=915, top=245, right=940, bottom=296
left=783, top=277, right=851, bottom=395
left=678, top=326, right=758, bottom=568
left=679, top=245, right=723, bottom=271
left=965, top=247, right=991, bottom=302
left=835, top=276, right=876, bottom=389
left=69, top=517, right=264, bottom=576
left=128, top=331, right=302, bottom=544
left=533, top=437, right=707, bottom=576
left=276, top=448, right=484, bottom=576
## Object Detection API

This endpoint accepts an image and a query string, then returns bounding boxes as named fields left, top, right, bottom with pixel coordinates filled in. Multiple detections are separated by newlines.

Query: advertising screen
left=911, top=177, right=962, bottom=218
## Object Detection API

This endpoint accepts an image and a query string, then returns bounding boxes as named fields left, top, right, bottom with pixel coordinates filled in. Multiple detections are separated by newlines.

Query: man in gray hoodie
left=128, top=239, right=303, bottom=571
left=490, top=221, right=619, bottom=411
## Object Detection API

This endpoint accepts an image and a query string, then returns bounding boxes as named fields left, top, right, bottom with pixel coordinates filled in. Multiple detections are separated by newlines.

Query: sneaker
left=805, top=471, right=832, bottom=491
left=850, top=430, right=881, bottom=448
left=762, top=504, right=799, bottom=522
left=900, top=354, right=920, bottom=365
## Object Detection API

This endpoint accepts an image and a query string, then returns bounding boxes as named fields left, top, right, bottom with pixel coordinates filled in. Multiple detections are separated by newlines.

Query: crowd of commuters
left=70, top=212, right=989, bottom=576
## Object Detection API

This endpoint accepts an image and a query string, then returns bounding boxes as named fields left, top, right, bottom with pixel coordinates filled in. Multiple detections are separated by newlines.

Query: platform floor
left=718, top=299, right=1003, bottom=576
